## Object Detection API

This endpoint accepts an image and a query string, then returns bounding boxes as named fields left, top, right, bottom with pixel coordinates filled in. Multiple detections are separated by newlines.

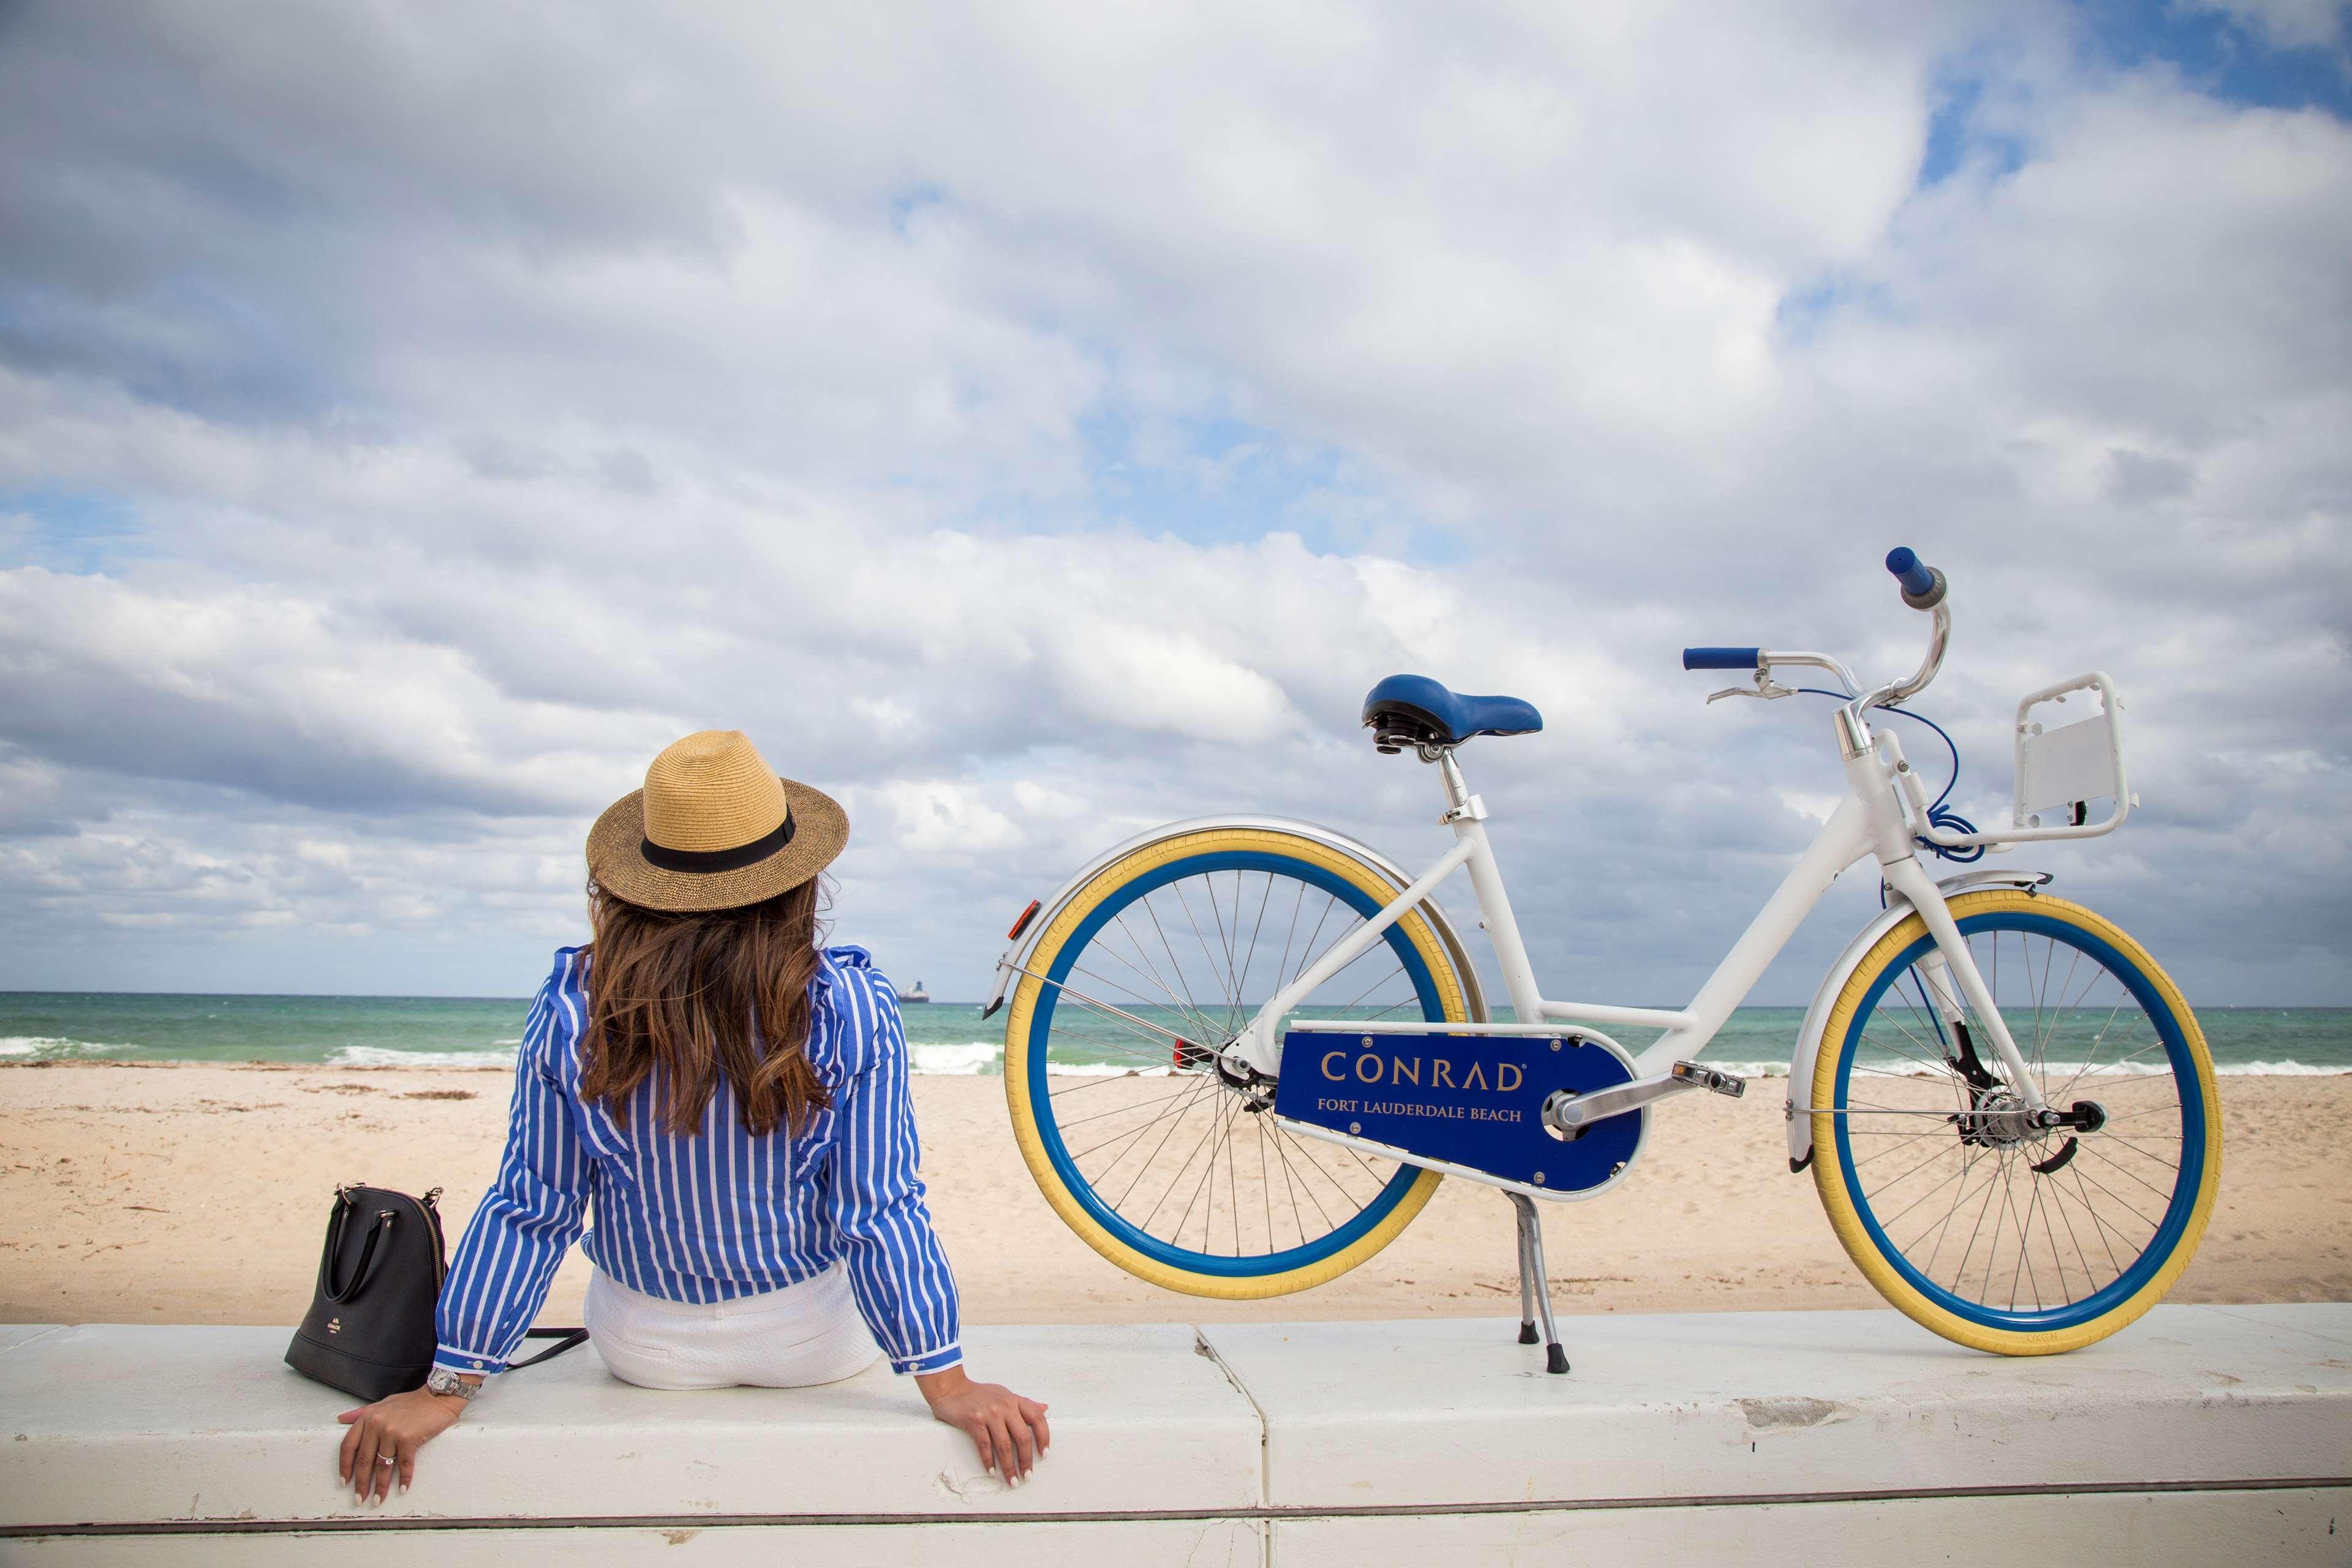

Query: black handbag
left=284, top=1182, right=589, bottom=1401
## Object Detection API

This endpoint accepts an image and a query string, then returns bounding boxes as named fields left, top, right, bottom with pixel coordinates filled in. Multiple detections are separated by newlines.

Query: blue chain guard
left=1272, top=1029, right=1643, bottom=1194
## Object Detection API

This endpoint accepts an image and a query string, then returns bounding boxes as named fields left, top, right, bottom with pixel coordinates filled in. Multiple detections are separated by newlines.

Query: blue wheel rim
left=1831, top=910, right=2207, bottom=1332
left=1025, top=849, right=1443, bottom=1278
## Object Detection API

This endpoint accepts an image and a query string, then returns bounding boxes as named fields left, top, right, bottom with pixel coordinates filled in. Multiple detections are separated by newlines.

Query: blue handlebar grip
left=1886, top=547, right=1936, bottom=598
left=1682, top=647, right=1762, bottom=671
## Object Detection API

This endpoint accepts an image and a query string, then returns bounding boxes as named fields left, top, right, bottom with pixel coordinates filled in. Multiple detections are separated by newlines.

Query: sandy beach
left=3, top=1061, right=2345, bottom=1329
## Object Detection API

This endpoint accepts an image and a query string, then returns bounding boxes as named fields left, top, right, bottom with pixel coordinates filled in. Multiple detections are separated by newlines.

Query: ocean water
left=0, top=991, right=2345, bottom=1078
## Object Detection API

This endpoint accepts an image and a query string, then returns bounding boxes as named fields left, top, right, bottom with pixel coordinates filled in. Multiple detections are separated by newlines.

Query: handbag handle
left=323, top=1203, right=397, bottom=1305
left=507, top=1327, right=592, bottom=1369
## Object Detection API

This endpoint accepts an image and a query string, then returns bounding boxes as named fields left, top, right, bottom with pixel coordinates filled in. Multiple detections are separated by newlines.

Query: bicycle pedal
left=1671, top=1061, right=1745, bottom=1098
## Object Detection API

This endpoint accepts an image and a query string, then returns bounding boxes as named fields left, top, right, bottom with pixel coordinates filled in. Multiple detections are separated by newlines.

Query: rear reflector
left=1007, top=899, right=1042, bottom=940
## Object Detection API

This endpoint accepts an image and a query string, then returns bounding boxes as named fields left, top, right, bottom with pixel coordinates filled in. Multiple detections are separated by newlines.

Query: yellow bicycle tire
left=1811, top=890, right=2223, bottom=1355
left=1003, top=826, right=1468, bottom=1299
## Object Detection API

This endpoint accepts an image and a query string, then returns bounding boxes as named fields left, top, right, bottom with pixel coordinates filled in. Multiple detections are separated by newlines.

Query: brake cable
left=1792, top=687, right=1984, bottom=864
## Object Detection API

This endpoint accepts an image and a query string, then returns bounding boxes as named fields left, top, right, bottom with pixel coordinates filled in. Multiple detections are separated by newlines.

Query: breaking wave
left=907, top=1041, right=1174, bottom=1077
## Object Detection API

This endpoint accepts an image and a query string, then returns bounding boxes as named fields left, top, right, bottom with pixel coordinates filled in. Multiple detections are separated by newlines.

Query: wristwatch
left=424, top=1368, right=482, bottom=1402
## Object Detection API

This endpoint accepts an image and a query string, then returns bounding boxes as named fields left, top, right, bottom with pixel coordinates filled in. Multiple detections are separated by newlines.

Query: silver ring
left=377, top=1455, right=395, bottom=1466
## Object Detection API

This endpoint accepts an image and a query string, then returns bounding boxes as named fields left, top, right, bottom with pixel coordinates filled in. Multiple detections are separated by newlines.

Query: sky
left=0, top=0, right=2346, bottom=1008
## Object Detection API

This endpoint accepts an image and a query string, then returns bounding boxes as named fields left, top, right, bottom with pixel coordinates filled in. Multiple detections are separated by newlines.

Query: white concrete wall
left=0, top=1322, right=1256, bottom=1528
left=2, top=1521, right=1271, bottom=1567
left=2, top=1305, right=2346, bottom=1566
left=1272, top=1490, right=2349, bottom=1567
left=1195, top=1303, right=2352, bottom=1509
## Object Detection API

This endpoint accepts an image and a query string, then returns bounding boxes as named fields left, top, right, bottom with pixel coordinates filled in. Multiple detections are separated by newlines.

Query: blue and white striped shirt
left=434, top=944, right=962, bottom=1377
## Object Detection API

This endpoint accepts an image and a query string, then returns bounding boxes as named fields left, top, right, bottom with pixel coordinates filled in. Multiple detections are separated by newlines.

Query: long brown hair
left=579, top=875, right=832, bottom=1138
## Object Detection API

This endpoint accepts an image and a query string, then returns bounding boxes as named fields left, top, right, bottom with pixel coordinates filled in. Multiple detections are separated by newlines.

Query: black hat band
left=639, top=815, right=794, bottom=874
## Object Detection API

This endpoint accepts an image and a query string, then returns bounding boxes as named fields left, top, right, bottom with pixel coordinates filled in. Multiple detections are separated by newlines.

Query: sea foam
left=908, top=1041, right=1001, bottom=1076
left=328, top=1046, right=515, bottom=1068
left=905, top=1041, right=1175, bottom=1077
left=0, top=1036, right=138, bottom=1060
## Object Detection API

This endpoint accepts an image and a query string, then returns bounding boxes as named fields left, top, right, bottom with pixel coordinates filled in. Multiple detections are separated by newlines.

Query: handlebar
left=1885, top=546, right=1946, bottom=610
left=1684, top=548, right=1952, bottom=725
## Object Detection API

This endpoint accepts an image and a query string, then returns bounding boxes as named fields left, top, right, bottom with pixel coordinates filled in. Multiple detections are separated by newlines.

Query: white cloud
left=2203, top=0, right=2350, bottom=52
left=0, top=1, right=2344, bottom=1004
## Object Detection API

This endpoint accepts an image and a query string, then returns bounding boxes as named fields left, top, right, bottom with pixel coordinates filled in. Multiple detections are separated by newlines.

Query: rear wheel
left=1003, top=826, right=1473, bottom=1298
left=1812, top=891, right=2222, bottom=1354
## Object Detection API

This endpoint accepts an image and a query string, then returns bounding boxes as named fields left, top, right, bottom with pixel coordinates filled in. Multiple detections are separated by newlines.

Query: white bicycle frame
left=1228, top=597, right=2130, bottom=1125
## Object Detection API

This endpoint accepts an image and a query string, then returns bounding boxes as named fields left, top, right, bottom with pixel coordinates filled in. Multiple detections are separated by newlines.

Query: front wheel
left=1003, top=826, right=1475, bottom=1298
left=1812, top=890, right=2222, bottom=1355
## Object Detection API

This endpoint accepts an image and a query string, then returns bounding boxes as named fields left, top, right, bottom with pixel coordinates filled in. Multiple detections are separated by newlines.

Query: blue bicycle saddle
left=1360, top=674, right=1544, bottom=752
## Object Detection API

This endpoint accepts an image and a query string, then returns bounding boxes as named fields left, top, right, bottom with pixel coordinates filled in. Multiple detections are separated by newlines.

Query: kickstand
left=1510, top=1191, right=1569, bottom=1374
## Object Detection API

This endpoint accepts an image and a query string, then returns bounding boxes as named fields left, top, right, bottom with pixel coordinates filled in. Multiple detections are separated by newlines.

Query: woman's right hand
left=914, top=1365, right=1051, bottom=1483
left=336, top=1387, right=466, bottom=1502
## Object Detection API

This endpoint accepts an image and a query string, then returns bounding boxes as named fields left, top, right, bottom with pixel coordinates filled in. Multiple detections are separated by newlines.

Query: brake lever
left=1708, top=670, right=1796, bottom=704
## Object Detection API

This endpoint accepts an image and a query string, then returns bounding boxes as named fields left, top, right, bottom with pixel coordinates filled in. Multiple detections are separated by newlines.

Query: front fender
left=1784, top=869, right=2053, bottom=1170
left=981, top=813, right=1488, bottom=1024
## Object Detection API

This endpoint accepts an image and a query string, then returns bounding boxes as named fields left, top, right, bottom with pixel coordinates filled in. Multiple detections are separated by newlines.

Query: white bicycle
left=985, top=549, right=2221, bottom=1368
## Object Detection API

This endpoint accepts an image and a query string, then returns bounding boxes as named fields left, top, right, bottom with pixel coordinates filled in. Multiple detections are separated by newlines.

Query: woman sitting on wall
left=333, top=731, right=1049, bottom=1501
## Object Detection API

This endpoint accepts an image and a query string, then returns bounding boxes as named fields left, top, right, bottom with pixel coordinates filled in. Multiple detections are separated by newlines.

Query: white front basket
left=1908, top=671, right=2136, bottom=851
left=2009, top=671, right=2134, bottom=839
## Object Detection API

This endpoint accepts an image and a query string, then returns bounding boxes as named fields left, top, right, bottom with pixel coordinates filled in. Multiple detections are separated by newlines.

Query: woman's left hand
left=336, top=1388, right=465, bottom=1503
left=915, top=1365, right=1052, bottom=1483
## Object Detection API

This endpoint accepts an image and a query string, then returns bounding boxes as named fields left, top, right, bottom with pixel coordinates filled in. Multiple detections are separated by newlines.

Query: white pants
left=583, top=1265, right=881, bottom=1390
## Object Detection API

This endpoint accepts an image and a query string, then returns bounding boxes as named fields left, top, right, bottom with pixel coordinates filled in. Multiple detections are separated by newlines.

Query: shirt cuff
left=432, top=1346, right=505, bottom=1378
left=891, top=1341, right=963, bottom=1375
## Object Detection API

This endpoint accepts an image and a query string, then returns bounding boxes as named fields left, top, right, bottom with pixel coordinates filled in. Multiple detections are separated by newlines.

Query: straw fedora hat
left=587, top=731, right=848, bottom=913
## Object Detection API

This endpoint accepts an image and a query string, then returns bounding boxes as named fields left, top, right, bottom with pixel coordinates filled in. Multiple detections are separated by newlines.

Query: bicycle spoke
left=2074, top=1140, right=2179, bottom=1205
left=1269, top=878, right=1310, bottom=1009
left=1885, top=1170, right=1972, bottom=1262
left=1254, top=1112, right=1276, bottom=1254
left=1072, top=1074, right=1216, bottom=1166
left=1033, top=977, right=1194, bottom=1048
left=2094, top=1130, right=2181, bottom=1173
left=1917, top=1150, right=1997, bottom=1284
left=2049, top=990, right=2139, bottom=1102
left=1055, top=1080, right=1213, bottom=1135
left=1169, top=879, right=1236, bottom=1028
left=1070, top=961, right=1215, bottom=1053
left=1101, top=913, right=1226, bottom=1042
left=1287, top=894, right=1341, bottom=993
left=1267, top=1121, right=1336, bottom=1237
left=1111, top=1077, right=1221, bottom=1209
left=2063, top=1156, right=2164, bottom=1232
left=1233, top=872, right=1276, bottom=1017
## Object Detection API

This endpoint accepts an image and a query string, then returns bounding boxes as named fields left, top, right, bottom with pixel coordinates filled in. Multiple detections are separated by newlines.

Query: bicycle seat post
left=1433, top=748, right=1491, bottom=829
left=1436, top=746, right=1467, bottom=795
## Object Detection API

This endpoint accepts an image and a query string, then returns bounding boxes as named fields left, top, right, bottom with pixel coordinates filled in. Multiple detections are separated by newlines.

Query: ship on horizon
left=895, top=979, right=931, bottom=1005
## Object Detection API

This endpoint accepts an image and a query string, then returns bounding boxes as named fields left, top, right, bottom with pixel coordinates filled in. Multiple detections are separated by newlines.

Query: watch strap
left=425, top=1368, right=481, bottom=1401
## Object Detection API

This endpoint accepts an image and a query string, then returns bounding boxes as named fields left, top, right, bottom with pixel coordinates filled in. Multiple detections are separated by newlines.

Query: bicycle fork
left=1878, top=856, right=2048, bottom=1113
left=1846, top=720, right=2051, bottom=1115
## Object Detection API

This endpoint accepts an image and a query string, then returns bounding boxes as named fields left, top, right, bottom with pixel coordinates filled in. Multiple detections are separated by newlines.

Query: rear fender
left=981, top=814, right=1488, bottom=1025
left=1784, top=870, right=2054, bottom=1170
